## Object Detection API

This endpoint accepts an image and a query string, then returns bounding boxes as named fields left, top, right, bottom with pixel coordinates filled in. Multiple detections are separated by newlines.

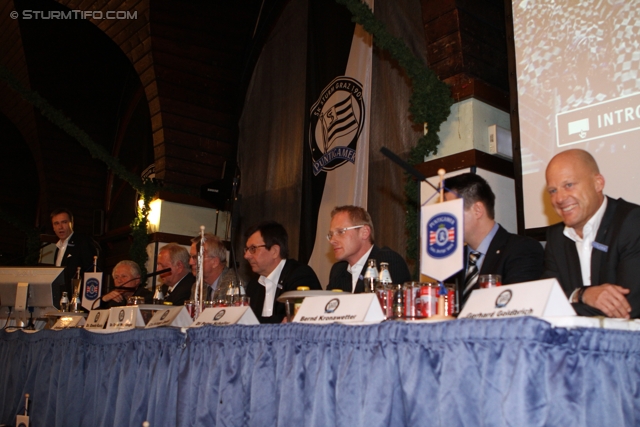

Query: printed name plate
left=105, top=306, right=145, bottom=331
left=293, top=294, right=384, bottom=324
left=145, top=306, right=193, bottom=328
left=459, top=278, right=576, bottom=319
left=84, top=309, right=110, bottom=330
left=52, top=315, right=86, bottom=330
left=191, top=306, right=259, bottom=327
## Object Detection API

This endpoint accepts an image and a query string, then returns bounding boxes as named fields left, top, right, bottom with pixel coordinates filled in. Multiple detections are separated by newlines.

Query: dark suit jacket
left=163, top=273, right=196, bottom=306
left=327, top=245, right=411, bottom=293
left=54, top=233, right=101, bottom=299
left=456, top=224, right=544, bottom=307
left=543, top=197, right=640, bottom=318
left=246, top=259, right=322, bottom=324
left=102, top=286, right=153, bottom=309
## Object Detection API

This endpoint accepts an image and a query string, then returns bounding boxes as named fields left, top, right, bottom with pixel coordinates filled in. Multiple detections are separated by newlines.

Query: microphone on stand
left=90, top=268, right=171, bottom=310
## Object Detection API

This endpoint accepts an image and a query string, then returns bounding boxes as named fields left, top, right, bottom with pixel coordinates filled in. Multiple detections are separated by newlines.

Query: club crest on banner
left=84, top=277, right=100, bottom=300
left=309, top=76, right=366, bottom=176
left=426, top=213, right=457, bottom=258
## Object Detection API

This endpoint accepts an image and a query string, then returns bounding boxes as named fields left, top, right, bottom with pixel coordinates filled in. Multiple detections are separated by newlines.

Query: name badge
left=294, top=294, right=384, bottom=324
left=52, top=315, right=85, bottom=330
left=145, top=306, right=193, bottom=328
left=592, top=241, right=608, bottom=252
left=105, top=306, right=145, bottom=331
left=459, top=278, right=576, bottom=319
left=191, top=306, right=259, bottom=326
left=85, top=309, right=110, bottom=330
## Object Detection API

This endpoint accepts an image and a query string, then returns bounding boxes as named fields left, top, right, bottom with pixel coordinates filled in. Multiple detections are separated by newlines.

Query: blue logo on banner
left=426, top=213, right=457, bottom=258
left=84, top=277, right=100, bottom=300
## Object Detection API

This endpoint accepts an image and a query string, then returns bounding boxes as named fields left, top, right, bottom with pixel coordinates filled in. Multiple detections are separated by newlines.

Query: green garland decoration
left=0, top=64, right=158, bottom=271
left=0, top=208, right=41, bottom=266
left=336, top=0, right=454, bottom=266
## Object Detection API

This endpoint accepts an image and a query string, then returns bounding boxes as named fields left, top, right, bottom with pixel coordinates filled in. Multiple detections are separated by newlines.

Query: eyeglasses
left=243, top=244, right=266, bottom=254
left=326, top=225, right=364, bottom=241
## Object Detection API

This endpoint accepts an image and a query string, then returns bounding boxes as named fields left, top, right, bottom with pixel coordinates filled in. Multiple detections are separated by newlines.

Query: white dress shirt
left=563, top=197, right=608, bottom=289
left=258, top=259, right=286, bottom=317
left=347, top=246, right=374, bottom=293
left=55, top=232, right=73, bottom=267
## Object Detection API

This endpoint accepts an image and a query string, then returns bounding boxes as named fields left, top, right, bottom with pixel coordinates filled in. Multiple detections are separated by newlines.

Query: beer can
left=184, top=300, right=196, bottom=319
left=403, top=282, right=421, bottom=318
left=416, top=283, right=437, bottom=318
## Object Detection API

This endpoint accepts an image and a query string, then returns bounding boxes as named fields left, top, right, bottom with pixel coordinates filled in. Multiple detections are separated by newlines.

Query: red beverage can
left=403, top=282, right=420, bottom=318
left=416, top=283, right=437, bottom=318
left=376, top=286, right=394, bottom=319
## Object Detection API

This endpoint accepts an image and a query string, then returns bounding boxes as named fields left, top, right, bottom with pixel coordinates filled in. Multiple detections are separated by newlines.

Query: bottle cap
left=297, top=286, right=310, bottom=291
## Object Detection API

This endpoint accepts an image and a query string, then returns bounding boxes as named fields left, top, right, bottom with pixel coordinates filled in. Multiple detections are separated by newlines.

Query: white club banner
left=420, top=199, right=464, bottom=281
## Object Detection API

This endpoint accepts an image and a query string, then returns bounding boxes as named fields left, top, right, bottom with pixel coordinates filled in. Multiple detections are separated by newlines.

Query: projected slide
left=512, top=0, right=640, bottom=229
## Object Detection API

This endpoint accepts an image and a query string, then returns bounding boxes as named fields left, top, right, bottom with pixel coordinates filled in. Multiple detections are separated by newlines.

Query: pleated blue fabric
left=2, top=317, right=640, bottom=427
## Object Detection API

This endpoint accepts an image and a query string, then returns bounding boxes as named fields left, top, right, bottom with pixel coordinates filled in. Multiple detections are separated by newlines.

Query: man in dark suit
left=51, top=208, right=100, bottom=300
left=543, top=149, right=640, bottom=319
left=244, top=221, right=321, bottom=323
left=443, top=174, right=544, bottom=308
left=327, top=205, right=411, bottom=293
left=157, top=243, right=194, bottom=306
left=188, top=232, right=236, bottom=301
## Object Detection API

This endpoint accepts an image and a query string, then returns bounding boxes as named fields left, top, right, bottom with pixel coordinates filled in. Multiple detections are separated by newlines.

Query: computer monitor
left=0, top=267, right=64, bottom=319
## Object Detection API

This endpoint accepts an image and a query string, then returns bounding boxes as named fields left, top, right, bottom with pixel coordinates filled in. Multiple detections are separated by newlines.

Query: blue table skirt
left=1, top=317, right=639, bottom=427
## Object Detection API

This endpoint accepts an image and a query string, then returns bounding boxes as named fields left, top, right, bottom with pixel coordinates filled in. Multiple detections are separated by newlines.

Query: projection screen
left=511, top=0, right=640, bottom=230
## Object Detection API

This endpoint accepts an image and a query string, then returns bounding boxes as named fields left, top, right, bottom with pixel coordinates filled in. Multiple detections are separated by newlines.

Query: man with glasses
left=327, top=205, right=410, bottom=293
left=244, top=221, right=321, bottom=323
left=189, top=232, right=236, bottom=301
left=157, top=243, right=194, bottom=306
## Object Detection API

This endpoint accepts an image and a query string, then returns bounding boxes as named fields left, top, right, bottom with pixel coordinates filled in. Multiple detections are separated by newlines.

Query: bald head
left=548, top=149, right=600, bottom=175
left=545, top=149, right=605, bottom=237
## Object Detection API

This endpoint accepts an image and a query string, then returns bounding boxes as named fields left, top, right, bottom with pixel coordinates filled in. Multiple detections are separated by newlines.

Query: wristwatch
left=572, top=287, right=587, bottom=304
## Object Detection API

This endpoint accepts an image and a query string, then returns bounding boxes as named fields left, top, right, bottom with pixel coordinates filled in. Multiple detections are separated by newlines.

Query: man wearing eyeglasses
left=244, top=221, right=321, bottom=323
left=157, top=243, right=194, bottom=306
left=189, top=232, right=236, bottom=301
left=327, top=205, right=411, bottom=293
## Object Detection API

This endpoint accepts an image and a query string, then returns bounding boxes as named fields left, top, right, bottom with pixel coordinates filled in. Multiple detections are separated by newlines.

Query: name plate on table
left=85, top=309, right=110, bottom=330
left=52, top=315, right=85, bottom=330
left=145, top=306, right=193, bottom=328
left=105, top=306, right=145, bottom=331
left=293, top=294, right=384, bottom=324
left=191, top=306, right=259, bottom=326
left=459, top=278, right=576, bottom=319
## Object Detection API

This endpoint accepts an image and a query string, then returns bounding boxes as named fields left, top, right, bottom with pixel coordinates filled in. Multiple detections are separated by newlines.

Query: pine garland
left=0, top=64, right=158, bottom=270
left=336, top=0, right=453, bottom=265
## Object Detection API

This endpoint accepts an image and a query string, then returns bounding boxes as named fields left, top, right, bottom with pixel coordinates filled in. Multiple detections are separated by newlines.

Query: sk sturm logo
left=160, top=310, right=170, bottom=321
left=427, top=213, right=457, bottom=258
left=214, top=310, right=226, bottom=320
left=118, top=310, right=125, bottom=322
left=309, top=76, right=366, bottom=176
left=84, top=277, right=99, bottom=300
